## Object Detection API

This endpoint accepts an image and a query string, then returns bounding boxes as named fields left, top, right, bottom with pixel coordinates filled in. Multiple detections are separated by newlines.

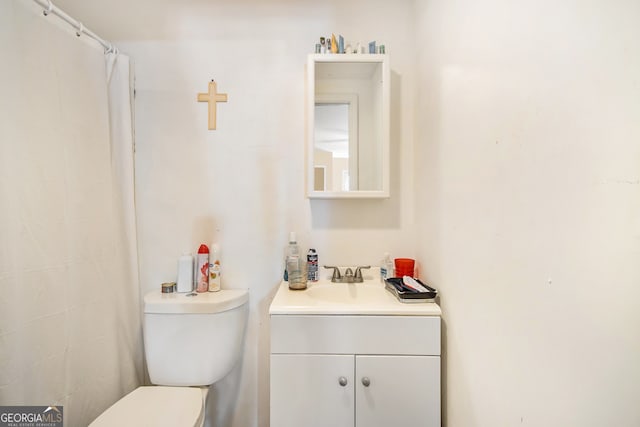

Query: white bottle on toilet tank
left=208, top=243, right=221, bottom=292
left=177, top=254, right=194, bottom=293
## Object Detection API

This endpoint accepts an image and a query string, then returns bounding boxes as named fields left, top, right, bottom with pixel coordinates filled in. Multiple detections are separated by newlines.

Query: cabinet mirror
left=307, top=54, right=390, bottom=198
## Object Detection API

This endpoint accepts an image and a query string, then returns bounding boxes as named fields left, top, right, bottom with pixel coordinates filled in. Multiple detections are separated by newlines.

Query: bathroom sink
left=269, top=271, right=441, bottom=316
left=304, top=282, right=384, bottom=304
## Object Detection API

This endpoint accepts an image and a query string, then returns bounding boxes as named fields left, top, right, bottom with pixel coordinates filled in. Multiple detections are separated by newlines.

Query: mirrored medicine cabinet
left=306, top=54, right=390, bottom=199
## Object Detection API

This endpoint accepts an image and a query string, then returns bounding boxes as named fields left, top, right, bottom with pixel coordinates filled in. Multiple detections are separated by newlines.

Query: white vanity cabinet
left=269, top=314, right=441, bottom=427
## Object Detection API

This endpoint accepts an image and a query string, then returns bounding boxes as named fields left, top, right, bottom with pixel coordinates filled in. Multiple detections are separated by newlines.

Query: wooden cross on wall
left=197, top=80, right=228, bottom=130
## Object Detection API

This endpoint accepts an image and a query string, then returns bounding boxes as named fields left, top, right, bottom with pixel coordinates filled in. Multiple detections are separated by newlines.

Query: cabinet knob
left=338, top=376, right=348, bottom=387
left=361, top=377, right=371, bottom=387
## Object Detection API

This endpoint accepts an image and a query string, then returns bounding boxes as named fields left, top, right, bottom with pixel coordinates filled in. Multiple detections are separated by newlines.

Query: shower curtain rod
left=32, top=0, right=117, bottom=53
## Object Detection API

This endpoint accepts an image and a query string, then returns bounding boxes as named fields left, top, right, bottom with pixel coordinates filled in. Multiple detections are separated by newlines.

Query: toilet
left=89, top=289, right=249, bottom=427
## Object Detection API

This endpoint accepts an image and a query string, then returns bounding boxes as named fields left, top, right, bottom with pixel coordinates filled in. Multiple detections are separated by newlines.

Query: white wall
left=51, top=0, right=418, bottom=425
left=415, top=0, right=640, bottom=426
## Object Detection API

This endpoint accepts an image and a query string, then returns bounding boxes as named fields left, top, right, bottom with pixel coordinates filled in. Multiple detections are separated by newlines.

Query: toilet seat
left=89, top=386, right=204, bottom=427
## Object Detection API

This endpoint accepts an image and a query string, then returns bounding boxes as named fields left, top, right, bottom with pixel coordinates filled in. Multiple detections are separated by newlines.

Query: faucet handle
left=354, top=266, right=371, bottom=280
left=323, top=266, right=341, bottom=282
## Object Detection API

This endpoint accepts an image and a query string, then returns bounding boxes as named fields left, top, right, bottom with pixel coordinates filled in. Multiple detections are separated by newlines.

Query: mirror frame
left=306, top=54, right=390, bottom=199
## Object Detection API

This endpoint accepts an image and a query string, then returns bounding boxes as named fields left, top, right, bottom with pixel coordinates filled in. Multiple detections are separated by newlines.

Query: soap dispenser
left=380, top=252, right=394, bottom=282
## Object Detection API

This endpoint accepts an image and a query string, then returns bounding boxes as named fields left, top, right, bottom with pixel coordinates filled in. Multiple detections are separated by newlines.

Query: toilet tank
left=143, top=289, right=249, bottom=386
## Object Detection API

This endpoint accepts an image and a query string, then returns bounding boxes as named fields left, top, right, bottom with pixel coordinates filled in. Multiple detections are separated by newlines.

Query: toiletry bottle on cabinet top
left=307, top=249, right=318, bottom=282
left=380, top=252, right=393, bottom=282
left=286, top=232, right=306, bottom=290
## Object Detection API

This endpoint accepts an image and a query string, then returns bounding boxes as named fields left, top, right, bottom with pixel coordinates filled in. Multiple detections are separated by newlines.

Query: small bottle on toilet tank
left=195, top=244, right=209, bottom=293
left=208, top=243, right=221, bottom=292
left=176, top=254, right=194, bottom=293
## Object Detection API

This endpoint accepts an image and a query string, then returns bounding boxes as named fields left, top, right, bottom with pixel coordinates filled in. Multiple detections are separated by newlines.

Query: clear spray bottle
left=286, top=232, right=307, bottom=290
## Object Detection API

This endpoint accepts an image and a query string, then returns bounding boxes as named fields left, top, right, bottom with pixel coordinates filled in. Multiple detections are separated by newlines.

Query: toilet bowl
left=89, top=289, right=249, bottom=427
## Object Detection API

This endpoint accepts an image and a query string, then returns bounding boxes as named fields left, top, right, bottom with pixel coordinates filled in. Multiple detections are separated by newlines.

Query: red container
left=394, top=258, right=415, bottom=278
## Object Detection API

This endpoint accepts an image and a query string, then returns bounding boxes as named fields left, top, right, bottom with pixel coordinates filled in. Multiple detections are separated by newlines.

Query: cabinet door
left=355, top=355, right=440, bottom=427
left=271, top=354, right=354, bottom=427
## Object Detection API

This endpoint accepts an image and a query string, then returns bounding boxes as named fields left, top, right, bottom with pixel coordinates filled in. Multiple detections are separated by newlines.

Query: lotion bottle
left=208, top=243, right=221, bottom=292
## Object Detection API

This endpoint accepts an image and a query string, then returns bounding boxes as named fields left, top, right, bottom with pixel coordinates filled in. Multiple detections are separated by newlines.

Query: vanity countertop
left=269, top=278, right=441, bottom=316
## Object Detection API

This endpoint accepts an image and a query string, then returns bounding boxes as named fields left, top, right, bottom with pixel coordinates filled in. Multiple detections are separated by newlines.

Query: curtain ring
left=76, top=22, right=84, bottom=37
left=43, top=0, right=53, bottom=16
left=104, top=44, right=119, bottom=55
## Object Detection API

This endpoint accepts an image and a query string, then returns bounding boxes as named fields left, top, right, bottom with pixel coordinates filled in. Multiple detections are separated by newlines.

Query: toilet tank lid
left=144, top=289, right=249, bottom=314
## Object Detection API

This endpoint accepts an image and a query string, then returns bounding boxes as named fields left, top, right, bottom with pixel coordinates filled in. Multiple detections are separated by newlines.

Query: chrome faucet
left=324, top=266, right=371, bottom=283
left=324, top=266, right=342, bottom=282
left=354, top=266, right=370, bottom=281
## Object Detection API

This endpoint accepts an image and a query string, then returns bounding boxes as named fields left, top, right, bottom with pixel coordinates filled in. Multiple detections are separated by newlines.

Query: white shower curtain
left=0, top=1, right=143, bottom=426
